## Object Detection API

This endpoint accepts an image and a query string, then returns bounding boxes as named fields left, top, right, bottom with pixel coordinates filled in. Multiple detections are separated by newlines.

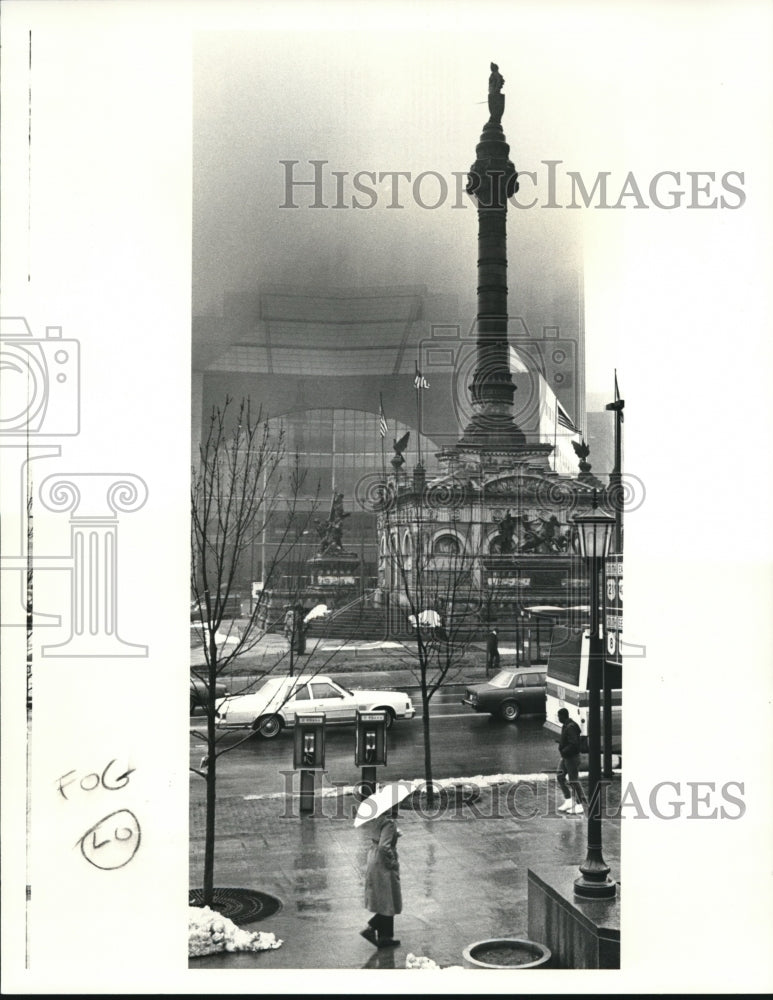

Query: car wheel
left=256, top=714, right=283, bottom=739
left=374, top=707, right=396, bottom=729
left=500, top=700, right=520, bottom=722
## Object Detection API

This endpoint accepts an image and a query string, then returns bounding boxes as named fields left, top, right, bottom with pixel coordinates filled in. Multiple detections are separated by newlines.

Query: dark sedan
left=462, top=667, right=547, bottom=721
left=190, top=677, right=227, bottom=712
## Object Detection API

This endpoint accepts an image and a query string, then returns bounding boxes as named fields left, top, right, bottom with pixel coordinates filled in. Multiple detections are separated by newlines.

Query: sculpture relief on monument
left=314, top=490, right=351, bottom=556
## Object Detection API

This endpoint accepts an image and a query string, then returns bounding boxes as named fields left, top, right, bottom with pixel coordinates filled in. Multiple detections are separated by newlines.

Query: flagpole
left=613, top=370, right=623, bottom=553
left=331, top=413, right=336, bottom=495
left=414, top=362, right=422, bottom=468
left=606, top=369, right=624, bottom=553
left=379, top=393, right=389, bottom=638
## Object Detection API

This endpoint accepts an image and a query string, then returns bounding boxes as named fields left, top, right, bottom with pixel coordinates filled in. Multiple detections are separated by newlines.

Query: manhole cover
left=188, top=887, right=282, bottom=924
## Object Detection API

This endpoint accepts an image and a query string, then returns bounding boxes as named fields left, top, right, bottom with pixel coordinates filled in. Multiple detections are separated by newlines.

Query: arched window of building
left=433, top=533, right=461, bottom=556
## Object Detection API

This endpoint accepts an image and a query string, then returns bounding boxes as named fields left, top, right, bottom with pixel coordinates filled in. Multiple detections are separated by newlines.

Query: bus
left=542, top=623, right=622, bottom=756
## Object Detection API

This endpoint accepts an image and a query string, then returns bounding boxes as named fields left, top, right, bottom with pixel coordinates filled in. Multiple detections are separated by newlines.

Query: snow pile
left=406, top=953, right=440, bottom=969
left=188, top=905, right=283, bottom=958
left=405, top=952, right=464, bottom=970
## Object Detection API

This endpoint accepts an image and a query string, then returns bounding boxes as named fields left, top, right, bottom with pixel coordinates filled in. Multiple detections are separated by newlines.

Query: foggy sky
left=192, top=9, right=762, bottom=396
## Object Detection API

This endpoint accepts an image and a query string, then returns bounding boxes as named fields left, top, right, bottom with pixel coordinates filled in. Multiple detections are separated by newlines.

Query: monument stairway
left=313, top=591, right=386, bottom=640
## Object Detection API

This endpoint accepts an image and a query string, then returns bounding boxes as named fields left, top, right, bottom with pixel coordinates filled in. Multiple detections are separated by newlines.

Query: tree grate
left=188, top=887, right=282, bottom=924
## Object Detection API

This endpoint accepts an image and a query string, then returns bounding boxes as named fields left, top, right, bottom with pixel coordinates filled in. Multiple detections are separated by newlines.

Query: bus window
left=546, top=625, right=584, bottom=687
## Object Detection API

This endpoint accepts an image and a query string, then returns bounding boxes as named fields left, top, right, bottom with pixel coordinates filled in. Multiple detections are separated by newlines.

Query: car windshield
left=489, top=670, right=516, bottom=688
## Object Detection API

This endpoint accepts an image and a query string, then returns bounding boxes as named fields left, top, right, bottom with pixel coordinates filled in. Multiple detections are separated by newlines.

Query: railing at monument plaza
left=326, top=587, right=378, bottom=622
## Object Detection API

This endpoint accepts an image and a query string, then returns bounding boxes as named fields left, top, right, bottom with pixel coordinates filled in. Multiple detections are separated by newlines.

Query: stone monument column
left=459, top=63, right=526, bottom=451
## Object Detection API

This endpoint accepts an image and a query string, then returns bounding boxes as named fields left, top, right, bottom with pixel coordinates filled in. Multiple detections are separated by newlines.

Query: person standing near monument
left=486, top=629, right=500, bottom=675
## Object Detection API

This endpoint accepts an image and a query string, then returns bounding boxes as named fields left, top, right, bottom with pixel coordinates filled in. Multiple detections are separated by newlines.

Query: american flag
left=414, top=363, right=430, bottom=389
left=379, top=395, right=388, bottom=439
left=556, top=403, right=577, bottom=431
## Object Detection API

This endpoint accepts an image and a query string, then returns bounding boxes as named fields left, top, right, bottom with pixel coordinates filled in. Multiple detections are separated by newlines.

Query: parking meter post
left=299, top=769, right=315, bottom=813
left=360, top=765, right=377, bottom=799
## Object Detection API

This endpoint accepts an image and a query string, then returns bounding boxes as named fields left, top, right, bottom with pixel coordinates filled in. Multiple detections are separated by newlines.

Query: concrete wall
left=527, top=865, right=620, bottom=969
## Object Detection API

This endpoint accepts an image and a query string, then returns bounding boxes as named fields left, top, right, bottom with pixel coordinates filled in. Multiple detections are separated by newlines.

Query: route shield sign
left=604, top=554, right=623, bottom=667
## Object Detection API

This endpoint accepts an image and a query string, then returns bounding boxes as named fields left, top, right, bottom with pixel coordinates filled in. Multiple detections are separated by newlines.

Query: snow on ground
left=242, top=767, right=621, bottom=802
left=317, top=640, right=405, bottom=651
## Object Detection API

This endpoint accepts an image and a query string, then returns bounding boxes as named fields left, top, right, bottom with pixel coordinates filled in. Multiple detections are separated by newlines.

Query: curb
left=241, top=770, right=622, bottom=801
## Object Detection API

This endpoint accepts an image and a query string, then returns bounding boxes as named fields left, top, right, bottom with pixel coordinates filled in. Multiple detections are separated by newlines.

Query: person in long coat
left=360, top=805, right=402, bottom=948
left=486, top=629, right=500, bottom=675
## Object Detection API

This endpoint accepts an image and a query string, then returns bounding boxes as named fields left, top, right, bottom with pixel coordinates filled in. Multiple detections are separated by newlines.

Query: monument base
left=527, top=865, right=620, bottom=969
left=305, top=552, right=360, bottom=608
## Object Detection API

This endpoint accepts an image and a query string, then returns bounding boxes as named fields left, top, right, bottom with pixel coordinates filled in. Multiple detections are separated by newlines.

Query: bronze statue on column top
left=488, top=62, right=505, bottom=124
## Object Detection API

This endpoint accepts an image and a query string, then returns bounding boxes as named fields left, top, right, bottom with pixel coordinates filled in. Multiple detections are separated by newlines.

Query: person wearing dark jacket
left=556, top=707, right=586, bottom=815
left=486, top=629, right=500, bottom=675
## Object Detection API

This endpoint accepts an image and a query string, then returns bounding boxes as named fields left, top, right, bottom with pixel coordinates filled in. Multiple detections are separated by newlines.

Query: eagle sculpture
left=391, top=431, right=410, bottom=470
left=572, top=438, right=592, bottom=475
left=571, top=438, right=590, bottom=461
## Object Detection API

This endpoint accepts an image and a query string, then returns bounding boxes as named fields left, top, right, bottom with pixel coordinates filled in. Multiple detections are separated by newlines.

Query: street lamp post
left=572, top=498, right=617, bottom=900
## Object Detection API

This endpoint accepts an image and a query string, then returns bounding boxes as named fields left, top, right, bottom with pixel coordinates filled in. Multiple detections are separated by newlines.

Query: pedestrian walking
left=556, top=707, right=586, bottom=815
left=360, top=804, right=402, bottom=948
left=486, top=629, right=500, bottom=675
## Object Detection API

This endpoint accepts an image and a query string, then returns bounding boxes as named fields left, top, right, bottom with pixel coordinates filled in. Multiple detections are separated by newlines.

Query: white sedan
left=215, top=674, right=415, bottom=739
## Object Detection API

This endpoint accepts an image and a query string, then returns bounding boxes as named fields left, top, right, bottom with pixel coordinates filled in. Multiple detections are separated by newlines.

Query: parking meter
left=293, top=713, right=326, bottom=770
left=355, top=711, right=387, bottom=766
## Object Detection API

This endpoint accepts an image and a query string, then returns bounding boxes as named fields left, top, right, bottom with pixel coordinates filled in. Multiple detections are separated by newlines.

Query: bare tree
left=378, top=479, right=493, bottom=802
left=190, top=397, right=316, bottom=904
left=190, top=397, right=365, bottom=904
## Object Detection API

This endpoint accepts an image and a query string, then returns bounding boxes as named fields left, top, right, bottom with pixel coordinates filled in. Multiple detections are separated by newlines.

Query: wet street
left=189, top=685, right=622, bottom=970
left=190, top=691, right=558, bottom=799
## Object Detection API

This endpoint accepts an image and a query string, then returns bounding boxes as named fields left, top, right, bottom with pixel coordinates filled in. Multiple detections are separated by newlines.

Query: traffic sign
left=604, top=554, right=623, bottom=667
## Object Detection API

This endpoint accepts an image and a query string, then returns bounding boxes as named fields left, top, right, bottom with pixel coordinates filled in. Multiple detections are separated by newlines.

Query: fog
left=192, top=7, right=761, bottom=396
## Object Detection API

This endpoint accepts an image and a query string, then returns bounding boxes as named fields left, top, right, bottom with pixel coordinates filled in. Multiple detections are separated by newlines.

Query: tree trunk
left=421, top=682, right=435, bottom=804
left=203, top=638, right=219, bottom=906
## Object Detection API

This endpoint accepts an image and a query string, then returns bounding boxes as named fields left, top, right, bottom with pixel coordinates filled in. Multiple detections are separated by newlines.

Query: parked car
left=216, top=674, right=416, bottom=738
left=462, top=667, right=547, bottom=721
left=190, top=677, right=228, bottom=712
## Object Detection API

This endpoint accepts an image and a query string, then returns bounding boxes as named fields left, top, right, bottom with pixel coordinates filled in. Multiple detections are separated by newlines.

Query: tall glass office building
left=192, top=282, right=585, bottom=595
left=262, top=408, right=438, bottom=590
left=193, top=285, right=451, bottom=593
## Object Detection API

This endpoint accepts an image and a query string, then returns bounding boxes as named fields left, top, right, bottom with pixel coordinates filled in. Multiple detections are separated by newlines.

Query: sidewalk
left=189, top=777, right=621, bottom=969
